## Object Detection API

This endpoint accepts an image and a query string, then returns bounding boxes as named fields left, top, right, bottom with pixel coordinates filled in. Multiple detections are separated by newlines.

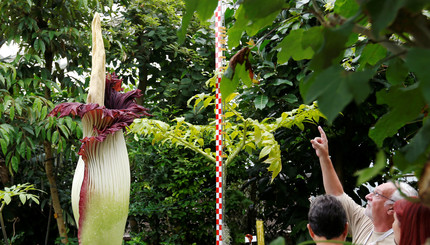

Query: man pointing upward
left=311, top=126, right=417, bottom=245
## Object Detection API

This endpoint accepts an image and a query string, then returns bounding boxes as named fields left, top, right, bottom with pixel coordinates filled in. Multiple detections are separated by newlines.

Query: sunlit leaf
left=334, top=0, right=360, bottom=18
left=277, top=29, right=314, bottom=63
left=259, top=145, right=271, bottom=159
left=19, top=193, right=26, bottom=205
left=4, top=193, right=11, bottom=205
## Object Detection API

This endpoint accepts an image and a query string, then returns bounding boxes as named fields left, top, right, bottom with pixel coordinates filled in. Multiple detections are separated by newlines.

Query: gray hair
left=385, top=181, right=418, bottom=206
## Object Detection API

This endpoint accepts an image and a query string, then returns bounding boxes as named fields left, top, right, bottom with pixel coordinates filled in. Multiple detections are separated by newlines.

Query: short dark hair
left=308, top=195, right=347, bottom=240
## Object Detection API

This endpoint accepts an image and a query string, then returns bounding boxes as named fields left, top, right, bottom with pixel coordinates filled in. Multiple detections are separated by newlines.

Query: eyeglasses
left=372, top=190, right=395, bottom=202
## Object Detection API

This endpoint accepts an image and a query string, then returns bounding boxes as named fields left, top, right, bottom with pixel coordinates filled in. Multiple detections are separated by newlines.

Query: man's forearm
left=319, top=155, right=344, bottom=196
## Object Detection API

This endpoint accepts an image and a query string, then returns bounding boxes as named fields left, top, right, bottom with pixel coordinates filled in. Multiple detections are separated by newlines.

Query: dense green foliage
left=0, top=0, right=429, bottom=244
left=182, top=0, right=430, bottom=183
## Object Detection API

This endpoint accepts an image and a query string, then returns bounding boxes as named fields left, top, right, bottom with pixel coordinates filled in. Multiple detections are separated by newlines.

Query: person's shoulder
left=375, top=232, right=395, bottom=245
left=334, top=192, right=351, bottom=203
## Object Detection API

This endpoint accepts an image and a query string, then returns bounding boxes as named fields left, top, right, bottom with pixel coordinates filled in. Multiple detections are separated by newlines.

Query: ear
left=341, top=223, right=348, bottom=239
left=307, top=224, right=315, bottom=239
left=387, top=206, right=395, bottom=216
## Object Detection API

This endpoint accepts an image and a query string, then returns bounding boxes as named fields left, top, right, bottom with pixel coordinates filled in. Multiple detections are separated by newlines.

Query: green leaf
left=220, top=70, right=240, bottom=103
left=254, top=127, right=262, bottom=145
left=405, top=48, right=430, bottom=104
left=0, top=123, right=14, bottom=135
left=334, top=0, right=360, bottom=18
left=236, top=62, right=252, bottom=87
left=393, top=149, right=426, bottom=175
left=34, top=39, right=45, bottom=54
left=301, top=26, right=324, bottom=52
left=49, top=31, right=56, bottom=40
left=34, top=39, right=40, bottom=51
left=223, top=66, right=234, bottom=79
left=274, top=79, right=293, bottom=86
left=26, top=146, right=31, bottom=160
left=254, top=95, right=268, bottom=110
left=30, top=196, right=39, bottom=205
left=305, top=65, right=374, bottom=122
left=9, top=105, right=15, bottom=120
left=277, top=29, right=314, bottom=63
left=195, top=0, right=217, bottom=21
left=355, top=151, right=386, bottom=185
left=227, top=6, right=248, bottom=49
left=11, top=156, right=19, bottom=172
left=386, top=58, right=408, bottom=85
left=284, top=94, right=298, bottom=104
left=0, top=139, right=7, bottom=155
left=22, top=126, right=34, bottom=135
left=364, top=0, right=405, bottom=37
left=402, top=117, right=430, bottom=163
left=239, top=0, right=286, bottom=37
left=267, top=157, right=282, bottom=182
left=59, top=125, right=69, bottom=138
left=245, top=10, right=279, bottom=37
left=64, top=117, right=73, bottom=130
left=242, top=0, right=286, bottom=19
left=259, top=145, right=272, bottom=159
left=4, top=193, right=11, bottom=205
left=177, top=0, right=197, bottom=44
left=19, top=141, right=26, bottom=158
left=35, top=126, right=41, bottom=137
left=51, top=130, right=59, bottom=144
left=19, top=193, right=26, bottom=205
left=358, top=43, right=387, bottom=69
left=269, top=237, right=286, bottom=245
left=309, top=23, right=353, bottom=71
left=178, top=0, right=217, bottom=43
left=15, top=100, right=22, bottom=116
left=369, top=84, right=426, bottom=146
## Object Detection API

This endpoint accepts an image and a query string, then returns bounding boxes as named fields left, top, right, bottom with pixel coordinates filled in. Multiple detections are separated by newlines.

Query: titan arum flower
left=49, top=13, right=150, bottom=244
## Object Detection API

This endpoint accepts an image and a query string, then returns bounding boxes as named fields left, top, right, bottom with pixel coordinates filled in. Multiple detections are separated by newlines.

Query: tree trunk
left=135, top=36, right=148, bottom=106
left=136, top=66, right=148, bottom=106
left=42, top=45, right=68, bottom=243
left=0, top=157, right=9, bottom=186
left=43, top=141, right=68, bottom=244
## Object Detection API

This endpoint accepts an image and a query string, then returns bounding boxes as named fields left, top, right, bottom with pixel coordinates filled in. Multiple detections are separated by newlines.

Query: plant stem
left=0, top=202, right=9, bottom=245
left=225, top=121, right=248, bottom=166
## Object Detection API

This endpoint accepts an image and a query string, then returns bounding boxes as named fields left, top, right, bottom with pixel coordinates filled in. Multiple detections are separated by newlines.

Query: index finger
left=318, top=126, right=327, bottom=141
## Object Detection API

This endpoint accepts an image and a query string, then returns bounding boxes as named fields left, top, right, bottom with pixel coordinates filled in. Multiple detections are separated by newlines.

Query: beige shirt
left=336, top=193, right=395, bottom=245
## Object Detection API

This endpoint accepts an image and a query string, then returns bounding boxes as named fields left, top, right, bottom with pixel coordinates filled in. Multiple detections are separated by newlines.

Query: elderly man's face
left=365, top=183, right=396, bottom=220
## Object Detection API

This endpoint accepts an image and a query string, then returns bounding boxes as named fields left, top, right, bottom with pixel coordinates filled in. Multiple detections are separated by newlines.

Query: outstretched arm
left=310, top=126, right=344, bottom=196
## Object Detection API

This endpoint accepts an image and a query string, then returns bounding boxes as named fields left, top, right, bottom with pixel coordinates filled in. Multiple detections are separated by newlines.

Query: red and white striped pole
left=214, top=1, right=225, bottom=244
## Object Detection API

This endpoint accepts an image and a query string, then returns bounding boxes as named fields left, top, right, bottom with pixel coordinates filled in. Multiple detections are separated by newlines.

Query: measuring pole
left=214, top=1, right=226, bottom=244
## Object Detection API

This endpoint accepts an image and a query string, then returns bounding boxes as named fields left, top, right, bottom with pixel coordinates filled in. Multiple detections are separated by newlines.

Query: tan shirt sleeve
left=336, top=193, right=374, bottom=244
